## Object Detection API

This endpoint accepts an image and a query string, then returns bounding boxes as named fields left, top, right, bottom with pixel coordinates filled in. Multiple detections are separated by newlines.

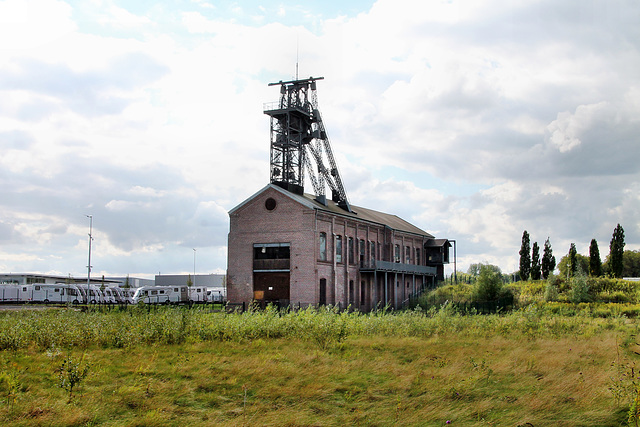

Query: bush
left=472, top=265, right=513, bottom=302
left=570, top=273, right=592, bottom=304
left=544, top=282, right=559, bottom=302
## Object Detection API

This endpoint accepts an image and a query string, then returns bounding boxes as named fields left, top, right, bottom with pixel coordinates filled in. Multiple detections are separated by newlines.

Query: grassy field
left=1, top=304, right=640, bottom=426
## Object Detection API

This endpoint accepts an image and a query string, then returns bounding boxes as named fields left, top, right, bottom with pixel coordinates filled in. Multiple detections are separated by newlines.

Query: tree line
left=518, top=224, right=639, bottom=281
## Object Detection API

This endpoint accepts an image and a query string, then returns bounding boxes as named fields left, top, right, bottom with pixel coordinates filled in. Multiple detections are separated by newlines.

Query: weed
left=57, top=354, right=91, bottom=402
left=0, top=360, right=21, bottom=408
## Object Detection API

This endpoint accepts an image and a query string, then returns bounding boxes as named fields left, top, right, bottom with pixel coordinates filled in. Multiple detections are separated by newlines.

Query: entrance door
left=253, top=272, right=290, bottom=306
left=319, top=279, right=326, bottom=306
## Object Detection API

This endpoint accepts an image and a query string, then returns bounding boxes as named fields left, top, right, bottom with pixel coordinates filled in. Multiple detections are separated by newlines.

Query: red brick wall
left=227, top=185, right=434, bottom=309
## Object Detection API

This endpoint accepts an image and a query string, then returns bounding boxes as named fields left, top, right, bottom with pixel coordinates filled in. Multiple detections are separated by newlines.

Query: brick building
left=227, top=183, right=450, bottom=310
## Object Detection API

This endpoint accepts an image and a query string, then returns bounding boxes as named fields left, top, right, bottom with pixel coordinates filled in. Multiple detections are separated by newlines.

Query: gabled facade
left=227, top=184, right=450, bottom=310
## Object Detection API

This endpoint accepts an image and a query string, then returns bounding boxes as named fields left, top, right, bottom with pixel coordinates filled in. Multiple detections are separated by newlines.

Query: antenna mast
left=264, top=77, right=351, bottom=212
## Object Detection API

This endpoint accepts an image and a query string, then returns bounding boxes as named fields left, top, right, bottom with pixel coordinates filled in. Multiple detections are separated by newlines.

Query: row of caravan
left=0, top=283, right=225, bottom=305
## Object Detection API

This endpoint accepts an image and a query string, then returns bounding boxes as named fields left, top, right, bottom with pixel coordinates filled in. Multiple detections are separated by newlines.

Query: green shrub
left=544, top=282, right=559, bottom=302
left=472, top=265, right=512, bottom=302
left=570, top=273, right=592, bottom=304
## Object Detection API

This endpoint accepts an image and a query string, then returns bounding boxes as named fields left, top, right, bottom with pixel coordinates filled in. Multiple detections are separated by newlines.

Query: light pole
left=193, top=248, right=196, bottom=288
left=86, top=215, right=93, bottom=304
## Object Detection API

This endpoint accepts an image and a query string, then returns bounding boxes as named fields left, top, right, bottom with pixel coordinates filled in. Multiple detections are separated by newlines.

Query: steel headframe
left=264, top=77, right=351, bottom=212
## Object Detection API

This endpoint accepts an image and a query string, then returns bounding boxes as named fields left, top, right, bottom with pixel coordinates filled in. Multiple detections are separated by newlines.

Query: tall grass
left=0, top=303, right=634, bottom=352
left=2, top=305, right=640, bottom=425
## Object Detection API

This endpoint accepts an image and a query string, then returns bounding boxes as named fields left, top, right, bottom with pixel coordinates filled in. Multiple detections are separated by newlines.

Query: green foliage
left=0, top=360, right=22, bottom=408
left=519, top=230, right=531, bottom=281
left=57, top=354, right=91, bottom=400
left=531, top=242, right=541, bottom=280
left=610, top=224, right=626, bottom=278
left=544, top=281, right=559, bottom=302
left=623, top=250, right=640, bottom=278
left=590, top=238, right=603, bottom=277
left=558, top=253, right=589, bottom=280
left=541, top=238, right=556, bottom=280
left=472, top=265, right=512, bottom=302
left=569, top=243, right=578, bottom=277
left=570, top=272, right=592, bottom=304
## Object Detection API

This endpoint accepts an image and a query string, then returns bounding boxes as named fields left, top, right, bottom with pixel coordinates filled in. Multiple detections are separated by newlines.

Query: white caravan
left=107, top=286, right=128, bottom=304
left=76, top=284, right=106, bottom=304
left=31, top=284, right=82, bottom=304
left=0, top=284, right=33, bottom=303
left=131, top=285, right=209, bottom=304
left=206, top=287, right=226, bottom=302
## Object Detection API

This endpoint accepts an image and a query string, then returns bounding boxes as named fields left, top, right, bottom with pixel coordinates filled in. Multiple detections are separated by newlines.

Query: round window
left=265, top=197, right=277, bottom=211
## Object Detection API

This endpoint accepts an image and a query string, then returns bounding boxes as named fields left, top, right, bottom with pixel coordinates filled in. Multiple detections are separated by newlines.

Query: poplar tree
left=589, top=238, right=602, bottom=277
left=610, top=224, right=625, bottom=278
left=541, top=238, right=556, bottom=279
left=531, top=242, right=541, bottom=280
left=519, top=230, right=531, bottom=281
left=568, top=243, right=578, bottom=278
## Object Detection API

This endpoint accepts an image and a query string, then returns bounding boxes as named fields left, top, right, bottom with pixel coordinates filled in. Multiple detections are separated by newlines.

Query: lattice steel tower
left=264, top=77, right=351, bottom=212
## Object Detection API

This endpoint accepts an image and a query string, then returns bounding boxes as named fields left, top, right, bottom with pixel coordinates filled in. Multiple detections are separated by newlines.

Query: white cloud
left=1, top=0, right=639, bottom=277
left=0, top=0, right=75, bottom=50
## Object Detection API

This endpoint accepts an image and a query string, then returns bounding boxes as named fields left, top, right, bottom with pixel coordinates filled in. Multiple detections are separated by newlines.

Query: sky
left=1, top=0, right=639, bottom=279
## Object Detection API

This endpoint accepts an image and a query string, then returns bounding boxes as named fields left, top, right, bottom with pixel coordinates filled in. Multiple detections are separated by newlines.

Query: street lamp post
left=86, top=215, right=93, bottom=304
left=193, top=248, right=196, bottom=288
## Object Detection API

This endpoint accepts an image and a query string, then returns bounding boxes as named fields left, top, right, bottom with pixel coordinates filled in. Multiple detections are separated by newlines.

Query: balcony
left=253, top=259, right=291, bottom=272
left=359, top=260, right=437, bottom=276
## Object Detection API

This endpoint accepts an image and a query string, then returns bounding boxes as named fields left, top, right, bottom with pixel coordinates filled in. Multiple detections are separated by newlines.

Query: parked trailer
left=132, top=285, right=209, bottom=304
left=206, top=287, right=226, bottom=302
left=108, top=286, right=128, bottom=304
left=120, top=288, right=135, bottom=304
left=100, top=287, right=118, bottom=304
left=76, top=284, right=106, bottom=304
left=0, top=284, right=33, bottom=303
left=31, top=283, right=82, bottom=304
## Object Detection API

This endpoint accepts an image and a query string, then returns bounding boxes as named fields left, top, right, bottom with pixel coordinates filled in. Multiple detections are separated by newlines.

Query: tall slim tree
left=610, top=223, right=625, bottom=278
left=541, top=237, right=556, bottom=280
left=531, top=242, right=542, bottom=280
left=519, top=230, right=531, bottom=281
left=568, top=243, right=578, bottom=278
left=589, top=238, right=602, bottom=277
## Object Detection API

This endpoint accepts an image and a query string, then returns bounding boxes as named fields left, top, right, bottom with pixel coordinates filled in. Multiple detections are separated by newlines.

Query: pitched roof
left=231, top=184, right=434, bottom=238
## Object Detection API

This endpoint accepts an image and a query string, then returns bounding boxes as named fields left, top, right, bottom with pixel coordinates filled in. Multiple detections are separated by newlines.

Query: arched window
left=319, top=233, right=327, bottom=261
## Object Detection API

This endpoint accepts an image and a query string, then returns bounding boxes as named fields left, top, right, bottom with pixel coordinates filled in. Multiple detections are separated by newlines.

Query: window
left=348, top=237, right=355, bottom=264
left=416, top=248, right=421, bottom=265
left=405, top=246, right=411, bottom=264
left=359, top=239, right=365, bottom=265
left=360, top=281, right=366, bottom=306
left=254, top=243, right=290, bottom=260
left=394, top=245, right=400, bottom=263
left=369, top=241, right=375, bottom=263
left=319, top=233, right=327, bottom=261
left=265, top=197, right=277, bottom=211
left=349, top=280, right=354, bottom=305
left=174, top=288, right=178, bottom=292
left=336, top=235, right=343, bottom=263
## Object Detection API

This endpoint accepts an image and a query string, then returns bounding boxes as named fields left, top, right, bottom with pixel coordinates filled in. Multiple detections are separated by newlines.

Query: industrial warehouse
left=226, top=77, right=452, bottom=310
